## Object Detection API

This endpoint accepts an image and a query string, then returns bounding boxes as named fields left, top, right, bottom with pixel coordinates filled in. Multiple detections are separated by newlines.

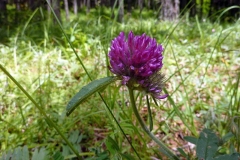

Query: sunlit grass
left=0, top=8, right=239, bottom=159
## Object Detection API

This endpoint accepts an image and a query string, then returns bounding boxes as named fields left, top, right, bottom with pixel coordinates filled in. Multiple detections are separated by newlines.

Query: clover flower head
left=108, top=31, right=167, bottom=99
left=139, top=72, right=168, bottom=99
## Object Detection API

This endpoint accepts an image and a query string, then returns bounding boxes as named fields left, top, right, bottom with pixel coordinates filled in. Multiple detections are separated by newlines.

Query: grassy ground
left=0, top=8, right=239, bottom=159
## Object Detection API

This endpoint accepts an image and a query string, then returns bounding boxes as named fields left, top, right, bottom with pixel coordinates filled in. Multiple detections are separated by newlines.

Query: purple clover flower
left=108, top=31, right=167, bottom=99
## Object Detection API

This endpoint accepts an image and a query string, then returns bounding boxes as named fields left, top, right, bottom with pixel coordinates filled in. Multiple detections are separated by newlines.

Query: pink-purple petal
left=108, top=31, right=167, bottom=99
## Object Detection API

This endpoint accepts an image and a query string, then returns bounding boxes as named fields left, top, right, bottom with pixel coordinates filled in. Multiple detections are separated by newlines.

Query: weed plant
left=0, top=6, right=239, bottom=160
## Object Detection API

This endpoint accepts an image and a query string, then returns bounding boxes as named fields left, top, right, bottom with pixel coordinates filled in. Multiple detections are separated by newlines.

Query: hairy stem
left=128, top=87, right=179, bottom=160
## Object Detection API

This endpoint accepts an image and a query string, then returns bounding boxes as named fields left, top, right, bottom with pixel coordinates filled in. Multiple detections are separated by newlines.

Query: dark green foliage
left=104, top=136, right=135, bottom=160
left=184, top=136, right=198, bottom=145
left=32, top=147, right=49, bottom=160
left=213, top=153, right=240, bottom=160
left=66, top=76, right=119, bottom=116
left=184, top=129, right=240, bottom=160
left=1, top=146, right=50, bottom=160
left=53, top=151, right=64, bottom=160
left=196, top=129, right=220, bottom=159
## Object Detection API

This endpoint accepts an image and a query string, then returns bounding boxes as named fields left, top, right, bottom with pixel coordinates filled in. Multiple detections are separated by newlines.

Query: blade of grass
left=21, top=8, right=39, bottom=36
left=169, top=42, right=196, bottom=135
left=216, top=6, right=240, bottom=23
left=195, top=15, right=203, bottom=45
left=146, top=95, right=153, bottom=131
left=227, top=70, right=240, bottom=130
left=200, top=30, right=231, bottom=88
left=163, top=87, right=198, bottom=136
left=163, top=55, right=206, bottom=136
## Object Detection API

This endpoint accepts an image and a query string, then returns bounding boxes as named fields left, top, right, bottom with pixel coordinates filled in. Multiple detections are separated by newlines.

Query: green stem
left=128, top=87, right=179, bottom=160
left=0, top=64, right=82, bottom=160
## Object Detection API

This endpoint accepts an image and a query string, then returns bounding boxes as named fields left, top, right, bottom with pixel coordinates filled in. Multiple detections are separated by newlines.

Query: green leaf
left=105, top=136, right=120, bottom=154
left=66, top=76, right=118, bottom=116
left=120, top=153, right=135, bottom=160
left=14, top=147, right=21, bottom=160
left=53, top=151, right=64, bottom=160
left=96, top=151, right=110, bottom=160
left=196, top=129, right=220, bottom=160
left=2, top=150, right=12, bottom=160
left=69, top=130, right=80, bottom=143
left=32, top=147, right=49, bottom=160
left=77, top=133, right=83, bottom=143
left=221, top=132, right=234, bottom=144
left=62, top=145, right=70, bottom=156
left=184, top=136, right=198, bottom=145
left=213, top=153, right=239, bottom=160
left=8, top=146, right=29, bottom=160
left=177, top=148, right=188, bottom=158
left=22, top=146, right=29, bottom=160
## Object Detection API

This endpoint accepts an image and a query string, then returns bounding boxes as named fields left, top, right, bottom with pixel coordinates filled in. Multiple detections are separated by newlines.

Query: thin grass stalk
left=146, top=95, right=153, bottom=131
left=166, top=58, right=203, bottom=97
left=216, top=6, right=240, bottom=23
left=200, top=30, right=231, bottom=88
left=199, top=31, right=222, bottom=87
left=13, top=32, right=19, bottom=71
left=195, top=15, right=203, bottom=45
left=228, top=70, right=240, bottom=151
left=169, top=42, right=196, bottom=135
left=162, top=52, right=212, bottom=137
left=0, top=64, right=83, bottom=160
left=18, top=101, right=27, bottom=126
left=163, top=88, right=198, bottom=136
left=21, top=8, right=39, bottom=36
left=235, top=70, right=240, bottom=112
